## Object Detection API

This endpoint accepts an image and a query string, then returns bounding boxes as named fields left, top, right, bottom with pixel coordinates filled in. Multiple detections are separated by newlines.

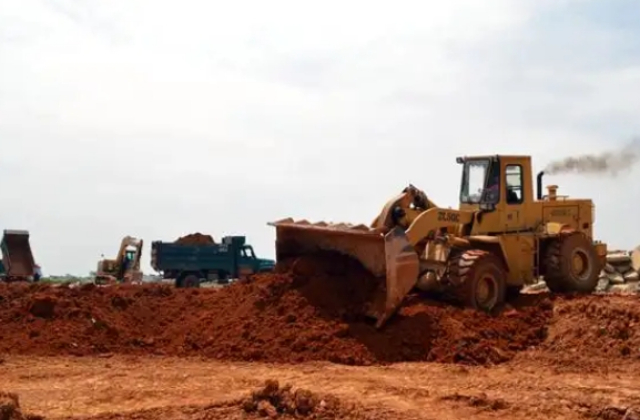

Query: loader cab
left=457, top=155, right=534, bottom=230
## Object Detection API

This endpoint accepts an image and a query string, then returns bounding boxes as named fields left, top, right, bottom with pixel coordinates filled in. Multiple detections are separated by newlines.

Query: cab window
left=505, top=165, right=523, bottom=204
left=240, top=247, right=255, bottom=258
left=244, top=246, right=256, bottom=258
left=460, top=159, right=490, bottom=204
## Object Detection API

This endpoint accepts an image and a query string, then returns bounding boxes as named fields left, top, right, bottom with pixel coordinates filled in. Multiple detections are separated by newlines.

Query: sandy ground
left=2, top=269, right=640, bottom=419
left=2, top=355, right=640, bottom=420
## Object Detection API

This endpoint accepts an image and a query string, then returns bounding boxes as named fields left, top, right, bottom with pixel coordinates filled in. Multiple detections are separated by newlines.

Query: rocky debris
left=174, top=233, right=215, bottom=245
left=240, top=379, right=353, bottom=418
left=598, top=249, right=640, bottom=293
left=440, top=392, right=510, bottom=411
left=0, top=392, right=43, bottom=420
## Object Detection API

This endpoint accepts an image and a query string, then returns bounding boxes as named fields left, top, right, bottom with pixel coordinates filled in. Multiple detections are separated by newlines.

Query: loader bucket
left=268, top=218, right=420, bottom=328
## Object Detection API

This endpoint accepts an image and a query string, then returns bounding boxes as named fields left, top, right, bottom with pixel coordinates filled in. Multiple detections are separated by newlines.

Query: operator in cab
left=483, top=164, right=500, bottom=203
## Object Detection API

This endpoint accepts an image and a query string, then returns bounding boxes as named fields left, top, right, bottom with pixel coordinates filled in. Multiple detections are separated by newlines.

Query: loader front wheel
left=448, top=250, right=506, bottom=312
left=543, top=232, right=600, bottom=293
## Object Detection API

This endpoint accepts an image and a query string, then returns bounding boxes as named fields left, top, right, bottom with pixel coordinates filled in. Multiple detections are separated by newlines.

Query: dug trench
left=0, top=253, right=638, bottom=367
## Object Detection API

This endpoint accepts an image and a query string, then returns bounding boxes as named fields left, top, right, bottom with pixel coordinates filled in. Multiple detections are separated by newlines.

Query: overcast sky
left=1, top=0, right=639, bottom=276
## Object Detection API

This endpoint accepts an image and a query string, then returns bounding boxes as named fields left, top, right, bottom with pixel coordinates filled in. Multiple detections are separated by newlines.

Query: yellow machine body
left=95, top=236, right=144, bottom=284
left=270, top=155, right=607, bottom=328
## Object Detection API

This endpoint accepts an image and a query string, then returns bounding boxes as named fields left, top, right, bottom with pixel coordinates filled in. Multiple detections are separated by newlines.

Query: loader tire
left=447, top=249, right=506, bottom=312
left=543, top=232, right=600, bottom=293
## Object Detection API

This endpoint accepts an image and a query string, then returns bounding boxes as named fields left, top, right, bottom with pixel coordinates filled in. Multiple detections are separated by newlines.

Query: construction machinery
left=270, top=155, right=608, bottom=328
left=151, top=235, right=275, bottom=287
left=0, top=230, right=38, bottom=282
left=95, top=236, right=144, bottom=285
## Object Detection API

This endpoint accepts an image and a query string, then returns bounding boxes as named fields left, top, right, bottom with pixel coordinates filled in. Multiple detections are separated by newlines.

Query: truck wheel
left=544, top=232, right=600, bottom=293
left=448, top=249, right=506, bottom=311
left=181, top=274, right=201, bottom=288
left=217, top=271, right=229, bottom=284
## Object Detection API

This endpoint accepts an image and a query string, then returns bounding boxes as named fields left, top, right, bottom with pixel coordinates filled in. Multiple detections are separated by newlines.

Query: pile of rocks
left=597, top=247, right=640, bottom=293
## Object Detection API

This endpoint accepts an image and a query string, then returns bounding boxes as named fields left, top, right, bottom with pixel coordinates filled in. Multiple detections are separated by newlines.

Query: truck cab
left=239, top=244, right=275, bottom=277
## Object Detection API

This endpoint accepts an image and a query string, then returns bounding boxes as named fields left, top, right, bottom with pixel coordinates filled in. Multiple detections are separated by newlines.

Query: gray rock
left=607, top=252, right=631, bottom=264
left=608, top=283, right=639, bottom=293
left=596, top=278, right=610, bottom=292
left=608, top=272, right=626, bottom=285
left=525, top=281, right=549, bottom=292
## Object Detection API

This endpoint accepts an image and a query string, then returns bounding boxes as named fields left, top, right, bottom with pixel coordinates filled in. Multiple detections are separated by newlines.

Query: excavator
left=95, top=236, right=144, bottom=285
left=269, top=154, right=608, bottom=328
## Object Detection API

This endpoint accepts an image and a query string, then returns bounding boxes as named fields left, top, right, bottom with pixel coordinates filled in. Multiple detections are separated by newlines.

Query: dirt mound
left=0, top=392, right=42, bottom=420
left=0, top=254, right=553, bottom=365
left=533, top=294, right=640, bottom=369
left=175, top=232, right=215, bottom=245
left=239, top=379, right=362, bottom=419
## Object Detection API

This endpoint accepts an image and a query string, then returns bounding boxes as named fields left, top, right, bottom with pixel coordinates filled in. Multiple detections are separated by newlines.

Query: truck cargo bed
left=150, top=242, right=238, bottom=273
left=1, top=230, right=36, bottom=278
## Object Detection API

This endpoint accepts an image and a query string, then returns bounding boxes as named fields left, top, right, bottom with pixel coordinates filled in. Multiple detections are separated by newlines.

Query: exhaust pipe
left=536, top=171, right=544, bottom=200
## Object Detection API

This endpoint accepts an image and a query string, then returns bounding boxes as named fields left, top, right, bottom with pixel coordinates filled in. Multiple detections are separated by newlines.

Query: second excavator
left=95, top=236, right=144, bottom=285
left=269, top=154, right=608, bottom=328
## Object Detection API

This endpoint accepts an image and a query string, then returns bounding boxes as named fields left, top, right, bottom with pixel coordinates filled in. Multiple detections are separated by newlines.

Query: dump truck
left=95, top=236, right=144, bottom=285
left=0, top=230, right=38, bottom=282
left=151, top=235, right=275, bottom=287
left=270, top=154, right=608, bottom=328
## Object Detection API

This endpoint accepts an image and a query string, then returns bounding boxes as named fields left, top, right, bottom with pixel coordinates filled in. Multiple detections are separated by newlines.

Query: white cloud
left=0, top=0, right=638, bottom=275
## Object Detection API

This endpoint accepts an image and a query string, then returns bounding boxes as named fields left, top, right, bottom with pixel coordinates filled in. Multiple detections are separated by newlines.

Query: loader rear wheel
left=448, top=249, right=506, bottom=312
left=544, top=232, right=600, bottom=293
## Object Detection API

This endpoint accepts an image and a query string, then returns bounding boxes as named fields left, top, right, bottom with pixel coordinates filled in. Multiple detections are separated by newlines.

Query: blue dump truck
left=150, top=235, right=275, bottom=287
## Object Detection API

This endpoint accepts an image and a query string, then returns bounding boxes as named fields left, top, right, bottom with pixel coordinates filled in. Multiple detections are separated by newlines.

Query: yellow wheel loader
left=269, top=155, right=608, bottom=328
left=95, top=236, right=144, bottom=285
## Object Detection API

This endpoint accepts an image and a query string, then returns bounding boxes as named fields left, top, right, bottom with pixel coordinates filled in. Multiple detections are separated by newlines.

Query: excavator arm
left=96, top=236, right=143, bottom=284
left=115, top=236, right=143, bottom=266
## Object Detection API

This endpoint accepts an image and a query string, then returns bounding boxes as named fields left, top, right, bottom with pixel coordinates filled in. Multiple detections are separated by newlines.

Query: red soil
left=0, top=253, right=581, bottom=366
left=174, top=233, right=215, bottom=245
left=529, top=293, right=640, bottom=370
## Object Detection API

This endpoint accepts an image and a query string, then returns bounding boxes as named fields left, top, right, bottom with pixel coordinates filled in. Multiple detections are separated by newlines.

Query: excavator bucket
left=268, top=218, right=420, bottom=328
